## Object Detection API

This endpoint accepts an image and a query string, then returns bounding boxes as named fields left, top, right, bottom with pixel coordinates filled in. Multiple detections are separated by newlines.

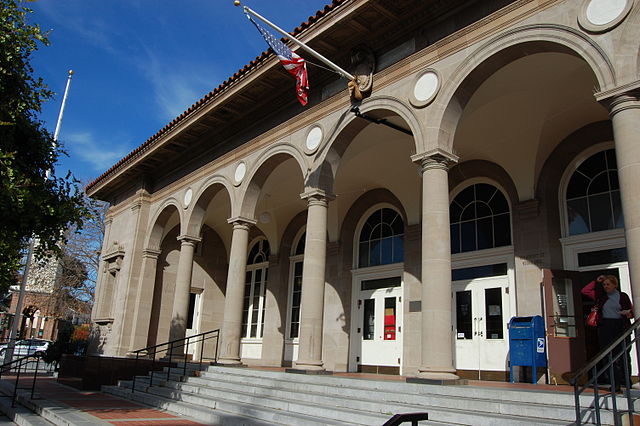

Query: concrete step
left=128, top=375, right=566, bottom=426
left=198, top=366, right=613, bottom=424
left=108, top=382, right=365, bottom=426
left=109, top=365, right=640, bottom=425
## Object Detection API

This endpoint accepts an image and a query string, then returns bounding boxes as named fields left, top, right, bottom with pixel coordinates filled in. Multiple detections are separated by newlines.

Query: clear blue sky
left=29, top=0, right=330, bottom=184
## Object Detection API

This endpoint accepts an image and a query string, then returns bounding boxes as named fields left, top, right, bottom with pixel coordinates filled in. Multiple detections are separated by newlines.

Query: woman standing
left=581, top=275, right=633, bottom=390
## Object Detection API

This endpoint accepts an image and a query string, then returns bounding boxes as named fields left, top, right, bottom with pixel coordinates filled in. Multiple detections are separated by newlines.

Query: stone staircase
left=103, top=364, right=639, bottom=425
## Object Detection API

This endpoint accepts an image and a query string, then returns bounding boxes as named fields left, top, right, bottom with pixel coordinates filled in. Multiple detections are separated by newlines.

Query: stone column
left=168, top=235, right=201, bottom=343
left=294, top=190, right=333, bottom=371
left=128, top=247, right=161, bottom=352
left=412, top=149, right=459, bottom=380
left=608, top=92, right=640, bottom=309
left=218, top=217, right=255, bottom=365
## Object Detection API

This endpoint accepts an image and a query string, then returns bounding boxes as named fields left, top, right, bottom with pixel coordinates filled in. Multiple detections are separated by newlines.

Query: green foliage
left=44, top=322, right=88, bottom=364
left=43, top=320, right=73, bottom=364
left=0, top=0, right=87, bottom=289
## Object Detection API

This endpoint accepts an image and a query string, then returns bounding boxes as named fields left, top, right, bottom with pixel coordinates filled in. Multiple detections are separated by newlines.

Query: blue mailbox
left=508, top=315, right=547, bottom=383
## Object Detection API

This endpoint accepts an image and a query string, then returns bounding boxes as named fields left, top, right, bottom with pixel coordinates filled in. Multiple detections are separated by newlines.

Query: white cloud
left=64, top=132, right=129, bottom=171
left=134, top=48, right=217, bottom=121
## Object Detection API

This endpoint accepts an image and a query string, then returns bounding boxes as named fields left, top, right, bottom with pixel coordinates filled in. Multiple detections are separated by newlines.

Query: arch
left=449, top=160, right=519, bottom=208
left=145, top=199, right=182, bottom=250
left=239, top=143, right=308, bottom=219
left=339, top=188, right=408, bottom=261
left=430, top=24, right=616, bottom=151
left=308, top=96, right=423, bottom=194
left=186, top=175, right=234, bottom=237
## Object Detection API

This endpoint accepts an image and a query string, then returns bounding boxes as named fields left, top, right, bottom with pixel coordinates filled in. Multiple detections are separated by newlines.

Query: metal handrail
left=0, top=353, right=47, bottom=407
left=382, top=412, right=429, bottom=425
left=131, top=329, right=220, bottom=393
left=570, top=318, right=640, bottom=425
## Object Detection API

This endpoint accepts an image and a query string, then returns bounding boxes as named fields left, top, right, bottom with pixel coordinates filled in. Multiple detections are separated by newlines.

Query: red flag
left=247, top=14, right=309, bottom=106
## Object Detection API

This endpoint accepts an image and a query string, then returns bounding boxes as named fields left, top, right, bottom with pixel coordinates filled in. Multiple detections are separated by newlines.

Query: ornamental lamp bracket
left=348, top=45, right=375, bottom=102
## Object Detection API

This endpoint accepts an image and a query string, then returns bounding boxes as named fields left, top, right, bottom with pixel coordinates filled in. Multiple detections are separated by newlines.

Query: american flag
left=247, top=14, right=309, bottom=106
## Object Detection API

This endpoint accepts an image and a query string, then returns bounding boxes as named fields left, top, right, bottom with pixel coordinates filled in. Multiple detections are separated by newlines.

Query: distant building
left=1, top=246, right=91, bottom=342
left=86, top=0, right=640, bottom=382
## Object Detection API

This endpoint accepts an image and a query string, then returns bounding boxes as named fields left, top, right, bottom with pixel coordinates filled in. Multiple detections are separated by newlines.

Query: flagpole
left=53, top=70, right=74, bottom=142
left=235, top=1, right=355, bottom=81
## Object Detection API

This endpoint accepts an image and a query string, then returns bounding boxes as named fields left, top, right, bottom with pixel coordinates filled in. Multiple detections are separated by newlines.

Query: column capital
left=227, top=216, right=257, bottom=231
left=300, top=189, right=336, bottom=206
left=176, top=234, right=202, bottom=246
left=411, top=148, right=459, bottom=173
left=595, top=82, right=640, bottom=116
left=142, top=247, right=162, bottom=259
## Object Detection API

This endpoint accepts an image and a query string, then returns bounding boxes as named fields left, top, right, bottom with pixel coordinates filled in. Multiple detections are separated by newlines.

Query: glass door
left=454, top=276, right=510, bottom=376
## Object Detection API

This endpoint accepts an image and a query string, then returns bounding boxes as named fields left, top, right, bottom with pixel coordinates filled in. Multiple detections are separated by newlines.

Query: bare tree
left=56, top=193, right=108, bottom=316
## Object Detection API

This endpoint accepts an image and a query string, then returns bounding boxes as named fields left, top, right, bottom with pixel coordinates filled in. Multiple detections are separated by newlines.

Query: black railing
left=131, top=329, right=220, bottom=393
left=570, top=318, right=640, bottom=425
left=0, top=353, right=52, bottom=407
left=382, top=412, right=429, bottom=425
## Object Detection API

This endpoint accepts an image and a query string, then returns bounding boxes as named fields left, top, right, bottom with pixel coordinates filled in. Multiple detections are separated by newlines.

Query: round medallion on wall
left=578, top=0, right=632, bottom=33
left=304, top=125, right=323, bottom=155
left=409, top=69, right=440, bottom=108
left=183, top=188, right=193, bottom=209
left=234, top=161, right=246, bottom=186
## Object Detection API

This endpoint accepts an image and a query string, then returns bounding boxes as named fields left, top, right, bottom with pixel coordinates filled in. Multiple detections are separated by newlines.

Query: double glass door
left=454, top=276, right=510, bottom=375
left=354, top=277, right=403, bottom=370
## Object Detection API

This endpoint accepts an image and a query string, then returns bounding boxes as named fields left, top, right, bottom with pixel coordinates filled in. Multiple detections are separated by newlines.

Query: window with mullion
left=289, top=260, right=303, bottom=339
left=243, top=239, right=269, bottom=339
left=358, top=208, right=404, bottom=268
left=565, top=149, right=623, bottom=236
left=450, top=183, right=511, bottom=254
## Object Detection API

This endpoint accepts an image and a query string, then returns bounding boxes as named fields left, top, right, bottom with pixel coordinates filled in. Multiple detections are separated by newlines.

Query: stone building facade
left=86, top=0, right=640, bottom=381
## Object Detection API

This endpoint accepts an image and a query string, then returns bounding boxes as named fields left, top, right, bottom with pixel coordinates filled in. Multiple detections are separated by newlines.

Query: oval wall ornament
left=410, top=70, right=440, bottom=108
left=183, top=188, right=193, bottom=208
left=305, top=125, right=323, bottom=154
left=234, top=161, right=246, bottom=186
left=579, top=0, right=632, bottom=32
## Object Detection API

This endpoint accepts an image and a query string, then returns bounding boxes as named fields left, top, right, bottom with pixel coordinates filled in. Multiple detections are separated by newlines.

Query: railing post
left=215, top=331, right=219, bottom=363
left=167, top=342, right=173, bottom=381
left=149, top=348, right=155, bottom=388
left=593, top=365, right=602, bottom=426
left=31, top=355, right=40, bottom=399
left=199, top=334, right=204, bottom=371
left=607, top=352, right=619, bottom=419
left=183, top=337, right=188, bottom=378
left=12, top=360, right=21, bottom=407
left=574, top=381, right=582, bottom=425
left=132, top=352, right=139, bottom=393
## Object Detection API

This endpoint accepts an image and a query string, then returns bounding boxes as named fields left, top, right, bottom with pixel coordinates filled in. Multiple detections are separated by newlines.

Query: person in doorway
left=581, top=275, right=633, bottom=390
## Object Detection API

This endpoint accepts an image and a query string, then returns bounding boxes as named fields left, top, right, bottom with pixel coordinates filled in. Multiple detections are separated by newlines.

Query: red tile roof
left=86, top=0, right=346, bottom=194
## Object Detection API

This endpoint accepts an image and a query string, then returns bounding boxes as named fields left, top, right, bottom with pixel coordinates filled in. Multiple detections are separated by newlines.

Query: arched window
left=450, top=183, right=511, bottom=254
left=566, top=149, right=623, bottom=235
left=358, top=208, right=404, bottom=268
left=288, top=231, right=305, bottom=339
left=243, top=239, right=270, bottom=339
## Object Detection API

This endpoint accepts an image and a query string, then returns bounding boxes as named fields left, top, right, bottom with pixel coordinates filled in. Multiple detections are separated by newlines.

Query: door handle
left=478, top=317, right=484, bottom=337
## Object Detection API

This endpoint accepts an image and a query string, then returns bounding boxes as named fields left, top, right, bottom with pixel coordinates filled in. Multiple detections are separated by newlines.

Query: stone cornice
left=595, top=81, right=640, bottom=103
left=300, top=189, right=336, bottom=204
left=412, top=148, right=459, bottom=172
left=227, top=216, right=257, bottom=229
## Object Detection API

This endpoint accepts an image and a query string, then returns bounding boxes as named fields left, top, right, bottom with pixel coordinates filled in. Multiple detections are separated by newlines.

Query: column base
left=217, top=357, right=243, bottom=366
left=286, top=367, right=332, bottom=375
left=293, top=360, right=325, bottom=372
left=416, top=368, right=460, bottom=381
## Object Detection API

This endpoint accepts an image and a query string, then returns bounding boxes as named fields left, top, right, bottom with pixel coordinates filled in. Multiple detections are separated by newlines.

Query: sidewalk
left=0, top=376, right=204, bottom=426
